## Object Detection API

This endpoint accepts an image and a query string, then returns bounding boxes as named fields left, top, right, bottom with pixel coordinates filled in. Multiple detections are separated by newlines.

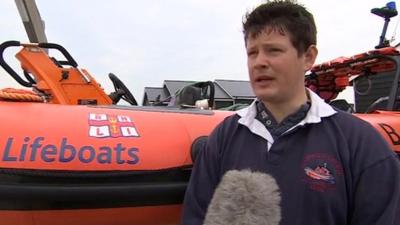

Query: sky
left=0, top=0, right=398, bottom=105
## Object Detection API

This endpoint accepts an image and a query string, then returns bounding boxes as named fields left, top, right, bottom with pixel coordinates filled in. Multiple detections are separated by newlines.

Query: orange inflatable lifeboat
left=2, top=38, right=400, bottom=225
left=0, top=41, right=233, bottom=225
left=306, top=46, right=400, bottom=156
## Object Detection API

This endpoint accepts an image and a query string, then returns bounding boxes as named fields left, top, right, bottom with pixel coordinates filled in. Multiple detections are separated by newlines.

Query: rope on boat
left=0, top=88, right=43, bottom=102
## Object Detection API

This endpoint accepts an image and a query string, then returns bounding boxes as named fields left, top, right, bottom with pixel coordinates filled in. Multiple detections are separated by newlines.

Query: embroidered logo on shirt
left=301, top=153, right=343, bottom=192
left=304, top=163, right=335, bottom=184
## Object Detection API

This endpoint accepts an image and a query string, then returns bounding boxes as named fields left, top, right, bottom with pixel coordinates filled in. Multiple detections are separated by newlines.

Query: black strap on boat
left=0, top=166, right=191, bottom=210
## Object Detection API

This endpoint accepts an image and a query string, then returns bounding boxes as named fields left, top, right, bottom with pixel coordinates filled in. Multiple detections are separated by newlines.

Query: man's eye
left=247, top=51, right=257, bottom=56
left=268, top=48, right=281, bottom=52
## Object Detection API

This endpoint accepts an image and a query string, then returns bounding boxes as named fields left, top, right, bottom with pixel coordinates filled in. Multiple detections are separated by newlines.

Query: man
left=182, top=1, right=400, bottom=225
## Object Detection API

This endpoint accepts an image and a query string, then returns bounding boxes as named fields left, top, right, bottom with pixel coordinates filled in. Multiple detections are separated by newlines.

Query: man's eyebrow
left=248, top=43, right=284, bottom=49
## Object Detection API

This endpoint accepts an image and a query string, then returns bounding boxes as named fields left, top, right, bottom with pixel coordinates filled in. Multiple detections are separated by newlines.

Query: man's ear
left=303, top=45, right=318, bottom=71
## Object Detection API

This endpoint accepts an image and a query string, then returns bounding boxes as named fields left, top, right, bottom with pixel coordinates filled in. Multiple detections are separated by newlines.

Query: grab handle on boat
left=0, top=40, right=33, bottom=87
left=38, top=42, right=78, bottom=67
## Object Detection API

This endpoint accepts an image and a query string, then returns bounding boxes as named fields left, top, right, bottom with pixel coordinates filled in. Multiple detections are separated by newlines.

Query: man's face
left=246, top=29, right=316, bottom=104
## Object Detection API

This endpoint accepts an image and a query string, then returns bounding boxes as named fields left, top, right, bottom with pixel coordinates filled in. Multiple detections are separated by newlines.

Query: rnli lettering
left=1, top=137, right=140, bottom=164
left=378, top=123, right=400, bottom=145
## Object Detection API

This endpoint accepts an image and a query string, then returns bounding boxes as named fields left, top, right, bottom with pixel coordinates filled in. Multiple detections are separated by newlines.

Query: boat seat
left=176, top=85, right=202, bottom=107
left=329, top=99, right=354, bottom=113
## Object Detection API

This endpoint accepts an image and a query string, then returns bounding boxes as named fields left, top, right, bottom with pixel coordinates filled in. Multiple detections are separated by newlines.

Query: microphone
left=203, top=170, right=281, bottom=225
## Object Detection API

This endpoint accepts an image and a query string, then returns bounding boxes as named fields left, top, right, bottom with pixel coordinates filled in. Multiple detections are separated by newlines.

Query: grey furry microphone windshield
left=203, top=170, right=281, bottom=225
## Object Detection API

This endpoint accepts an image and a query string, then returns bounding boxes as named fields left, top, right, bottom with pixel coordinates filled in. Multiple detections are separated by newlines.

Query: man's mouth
left=255, top=76, right=274, bottom=83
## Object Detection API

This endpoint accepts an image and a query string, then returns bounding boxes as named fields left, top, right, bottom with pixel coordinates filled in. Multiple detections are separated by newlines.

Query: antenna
left=371, top=1, right=398, bottom=49
left=389, top=16, right=399, bottom=44
left=15, top=0, right=47, bottom=43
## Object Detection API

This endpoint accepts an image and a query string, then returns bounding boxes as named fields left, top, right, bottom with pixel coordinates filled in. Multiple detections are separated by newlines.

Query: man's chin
left=256, top=94, right=287, bottom=105
left=255, top=91, right=276, bottom=102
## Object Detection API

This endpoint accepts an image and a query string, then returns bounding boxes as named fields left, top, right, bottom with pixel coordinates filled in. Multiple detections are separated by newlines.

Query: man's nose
left=254, top=51, right=268, bottom=69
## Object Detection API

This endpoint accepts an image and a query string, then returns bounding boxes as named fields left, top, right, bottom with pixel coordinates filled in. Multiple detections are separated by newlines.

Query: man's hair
left=243, top=0, right=317, bottom=55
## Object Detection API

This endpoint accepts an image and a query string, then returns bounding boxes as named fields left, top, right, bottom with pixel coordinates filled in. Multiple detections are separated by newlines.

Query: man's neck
left=261, top=91, right=309, bottom=123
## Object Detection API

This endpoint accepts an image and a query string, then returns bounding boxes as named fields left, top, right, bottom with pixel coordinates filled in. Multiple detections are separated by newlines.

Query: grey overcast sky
left=0, top=0, right=398, bottom=104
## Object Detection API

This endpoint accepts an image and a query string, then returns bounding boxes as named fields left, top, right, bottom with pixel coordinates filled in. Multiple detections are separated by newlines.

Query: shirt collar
left=236, top=100, right=274, bottom=142
left=236, top=89, right=337, bottom=141
left=303, top=89, right=337, bottom=123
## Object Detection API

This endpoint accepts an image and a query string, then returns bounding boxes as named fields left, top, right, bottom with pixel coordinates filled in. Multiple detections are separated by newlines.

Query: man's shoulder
left=216, top=113, right=241, bottom=128
left=328, top=111, right=397, bottom=163
left=223, top=113, right=241, bottom=123
left=323, top=110, right=392, bottom=150
left=210, top=113, right=244, bottom=138
left=328, top=110, right=376, bottom=131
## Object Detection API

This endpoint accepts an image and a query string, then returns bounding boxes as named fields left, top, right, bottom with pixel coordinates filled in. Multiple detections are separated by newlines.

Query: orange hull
left=0, top=102, right=399, bottom=225
left=0, top=101, right=233, bottom=225
left=0, top=205, right=181, bottom=225
left=356, top=111, right=400, bottom=153
left=0, top=101, right=232, bottom=171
